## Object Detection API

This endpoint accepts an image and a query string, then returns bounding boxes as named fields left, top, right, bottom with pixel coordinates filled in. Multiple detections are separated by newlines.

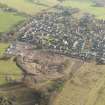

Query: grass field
left=1, top=0, right=105, bottom=19
left=0, top=43, right=9, bottom=55
left=0, top=60, right=22, bottom=85
left=63, top=0, right=105, bottom=19
left=0, top=43, right=22, bottom=85
left=0, top=12, right=25, bottom=33
left=0, top=3, right=25, bottom=86
left=54, top=62, right=105, bottom=105
left=0, top=0, right=58, bottom=15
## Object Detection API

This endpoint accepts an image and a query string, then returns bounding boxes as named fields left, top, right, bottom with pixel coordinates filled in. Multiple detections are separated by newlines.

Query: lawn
left=0, top=0, right=58, bottom=15
left=63, top=0, right=105, bottom=19
left=0, top=12, right=25, bottom=33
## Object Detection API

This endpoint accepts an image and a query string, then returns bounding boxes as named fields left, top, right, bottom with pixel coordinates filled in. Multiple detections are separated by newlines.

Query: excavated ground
left=16, top=50, right=84, bottom=88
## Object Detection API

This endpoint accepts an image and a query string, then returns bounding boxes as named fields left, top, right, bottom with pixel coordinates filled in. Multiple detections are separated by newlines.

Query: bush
left=48, top=80, right=65, bottom=92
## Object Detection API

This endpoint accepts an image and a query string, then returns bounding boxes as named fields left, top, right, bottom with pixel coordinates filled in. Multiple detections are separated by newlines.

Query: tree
left=79, top=13, right=95, bottom=33
left=62, top=8, right=72, bottom=16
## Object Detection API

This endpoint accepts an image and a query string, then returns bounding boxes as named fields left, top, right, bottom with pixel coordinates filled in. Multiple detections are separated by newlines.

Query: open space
left=54, top=62, right=105, bottom=105
left=0, top=59, right=22, bottom=85
left=0, top=84, right=37, bottom=105
left=0, top=0, right=58, bottom=15
left=0, top=43, right=22, bottom=85
left=63, top=0, right=105, bottom=19
left=0, top=12, right=25, bottom=33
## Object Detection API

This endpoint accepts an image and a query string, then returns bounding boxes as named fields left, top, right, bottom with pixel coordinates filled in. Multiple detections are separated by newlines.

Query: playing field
left=63, top=0, right=105, bottom=19
left=0, top=12, right=25, bottom=33
left=0, top=0, right=58, bottom=15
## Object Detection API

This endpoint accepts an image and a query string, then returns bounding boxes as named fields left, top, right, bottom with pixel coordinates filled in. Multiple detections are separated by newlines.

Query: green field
left=0, top=60, right=22, bottom=85
left=63, top=0, right=105, bottom=19
left=1, top=0, right=105, bottom=19
left=0, top=43, right=22, bottom=85
left=0, top=43, right=9, bottom=55
left=0, top=12, right=25, bottom=33
left=0, top=15, right=23, bottom=85
left=0, top=0, right=58, bottom=15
